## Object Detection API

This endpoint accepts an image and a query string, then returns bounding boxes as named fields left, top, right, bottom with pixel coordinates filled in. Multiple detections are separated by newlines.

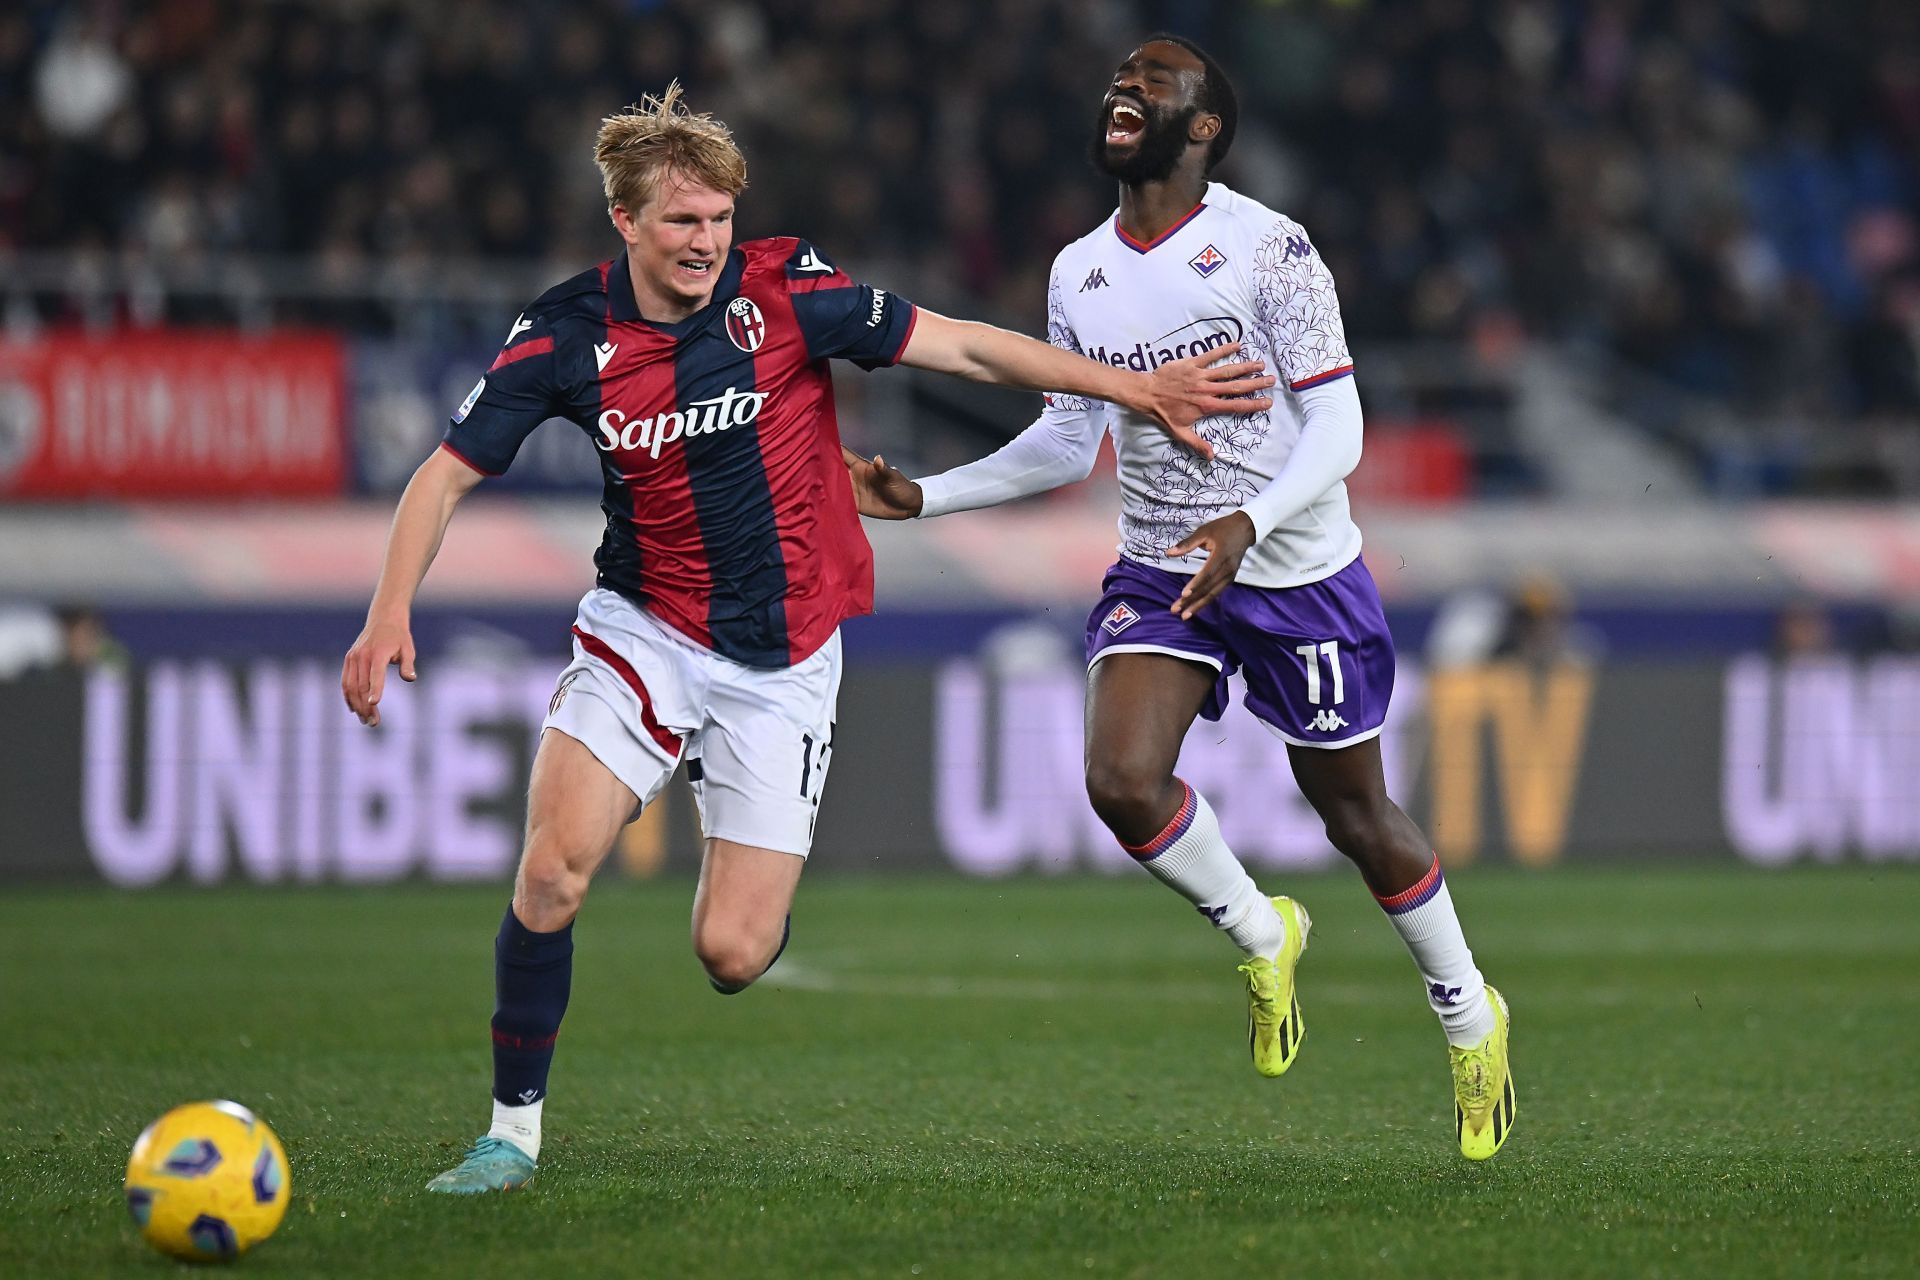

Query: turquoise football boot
left=425, top=1136, right=536, bottom=1194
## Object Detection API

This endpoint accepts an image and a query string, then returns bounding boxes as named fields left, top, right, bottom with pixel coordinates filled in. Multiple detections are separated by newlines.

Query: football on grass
left=124, top=1100, right=289, bottom=1262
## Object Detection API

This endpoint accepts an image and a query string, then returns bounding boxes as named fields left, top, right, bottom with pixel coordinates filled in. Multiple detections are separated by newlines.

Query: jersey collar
left=607, top=248, right=746, bottom=335
left=1111, top=201, right=1207, bottom=254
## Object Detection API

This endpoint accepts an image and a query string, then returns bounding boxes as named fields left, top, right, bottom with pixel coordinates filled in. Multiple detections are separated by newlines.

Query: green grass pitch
left=2, top=867, right=1916, bottom=1277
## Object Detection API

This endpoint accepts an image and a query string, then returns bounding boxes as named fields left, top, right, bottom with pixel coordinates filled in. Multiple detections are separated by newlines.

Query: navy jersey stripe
left=674, top=317, right=789, bottom=667
left=589, top=273, right=652, bottom=607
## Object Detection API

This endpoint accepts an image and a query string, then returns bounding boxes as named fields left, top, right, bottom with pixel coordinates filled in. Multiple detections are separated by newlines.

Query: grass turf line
left=1, top=866, right=1916, bottom=1277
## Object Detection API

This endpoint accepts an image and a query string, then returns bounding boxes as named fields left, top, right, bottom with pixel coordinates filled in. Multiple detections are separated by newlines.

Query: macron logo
left=506, top=313, right=533, bottom=343
left=795, top=248, right=833, bottom=273
left=594, top=341, right=618, bottom=373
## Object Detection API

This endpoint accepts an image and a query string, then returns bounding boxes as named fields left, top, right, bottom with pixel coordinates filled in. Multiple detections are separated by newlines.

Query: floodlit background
left=4, top=0, right=1916, bottom=879
left=3, top=4, right=1918, bottom=1276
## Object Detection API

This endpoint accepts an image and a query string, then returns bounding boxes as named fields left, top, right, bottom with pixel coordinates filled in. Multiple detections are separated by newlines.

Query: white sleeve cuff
left=916, top=473, right=961, bottom=519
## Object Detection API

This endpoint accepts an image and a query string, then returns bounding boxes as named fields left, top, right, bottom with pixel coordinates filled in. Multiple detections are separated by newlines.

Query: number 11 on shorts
left=1296, top=640, right=1344, bottom=704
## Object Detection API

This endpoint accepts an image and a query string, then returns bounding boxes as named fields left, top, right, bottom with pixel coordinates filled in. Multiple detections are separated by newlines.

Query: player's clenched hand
left=841, top=446, right=923, bottom=519
left=1165, top=511, right=1256, bottom=619
left=1141, top=341, right=1276, bottom=461
left=341, top=617, right=417, bottom=727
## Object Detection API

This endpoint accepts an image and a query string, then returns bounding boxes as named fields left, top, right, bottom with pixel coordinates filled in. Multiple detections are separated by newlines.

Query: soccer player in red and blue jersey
left=339, top=83, right=1274, bottom=1194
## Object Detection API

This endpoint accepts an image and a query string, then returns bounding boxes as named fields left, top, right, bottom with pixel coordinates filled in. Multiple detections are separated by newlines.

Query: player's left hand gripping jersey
left=1046, top=182, right=1361, bottom=588
left=443, top=239, right=918, bottom=669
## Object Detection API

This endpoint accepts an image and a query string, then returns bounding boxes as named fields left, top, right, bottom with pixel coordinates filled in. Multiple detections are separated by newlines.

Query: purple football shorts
left=1083, top=555, right=1396, bottom=748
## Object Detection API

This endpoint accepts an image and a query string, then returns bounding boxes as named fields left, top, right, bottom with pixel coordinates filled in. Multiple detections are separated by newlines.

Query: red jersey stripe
left=1290, top=364, right=1354, bottom=391
left=570, top=625, right=682, bottom=757
left=489, top=336, right=554, bottom=371
left=757, top=280, right=875, bottom=666
left=604, top=332, right=715, bottom=654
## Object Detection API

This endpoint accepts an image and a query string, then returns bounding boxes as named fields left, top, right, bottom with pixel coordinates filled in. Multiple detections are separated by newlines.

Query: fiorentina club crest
left=1188, top=244, right=1227, bottom=278
left=1101, top=602, right=1140, bottom=636
left=725, top=297, right=767, bottom=352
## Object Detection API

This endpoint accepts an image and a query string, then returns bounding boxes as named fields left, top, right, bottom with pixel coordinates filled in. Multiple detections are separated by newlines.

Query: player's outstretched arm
left=341, top=447, right=486, bottom=727
left=896, top=310, right=1274, bottom=460
left=842, top=446, right=923, bottom=519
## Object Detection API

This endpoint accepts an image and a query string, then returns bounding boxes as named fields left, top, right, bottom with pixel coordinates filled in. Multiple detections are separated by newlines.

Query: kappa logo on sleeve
left=1101, top=602, right=1141, bottom=636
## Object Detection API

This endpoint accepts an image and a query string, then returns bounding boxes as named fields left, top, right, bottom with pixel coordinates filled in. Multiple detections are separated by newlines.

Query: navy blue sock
left=491, top=906, right=573, bottom=1106
left=709, top=914, right=791, bottom=996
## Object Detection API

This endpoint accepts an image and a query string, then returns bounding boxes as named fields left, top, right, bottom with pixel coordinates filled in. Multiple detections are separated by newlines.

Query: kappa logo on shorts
left=1304, top=709, right=1349, bottom=734
left=548, top=670, right=580, bottom=717
left=1101, top=602, right=1141, bottom=636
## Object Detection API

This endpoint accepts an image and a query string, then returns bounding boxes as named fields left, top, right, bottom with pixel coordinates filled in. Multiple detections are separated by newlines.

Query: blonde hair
left=593, top=81, right=747, bottom=215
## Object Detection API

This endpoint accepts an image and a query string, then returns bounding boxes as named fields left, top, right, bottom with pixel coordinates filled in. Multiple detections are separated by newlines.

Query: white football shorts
left=542, top=588, right=841, bottom=857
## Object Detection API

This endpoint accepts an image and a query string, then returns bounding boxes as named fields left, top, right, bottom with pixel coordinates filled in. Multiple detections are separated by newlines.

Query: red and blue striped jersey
left=442, top=238, right=918, bottom=669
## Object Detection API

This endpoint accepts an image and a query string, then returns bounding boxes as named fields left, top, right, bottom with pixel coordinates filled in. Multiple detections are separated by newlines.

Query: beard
left=1089, top=100, right=1199, bottom=185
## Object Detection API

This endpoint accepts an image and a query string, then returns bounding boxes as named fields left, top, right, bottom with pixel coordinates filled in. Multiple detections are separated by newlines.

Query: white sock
left=488, top=1098, right=542, bottom=1161
left=1124, top=780, right=1286, bottom=959
left=1375, top=858, right=1496, bottom=1046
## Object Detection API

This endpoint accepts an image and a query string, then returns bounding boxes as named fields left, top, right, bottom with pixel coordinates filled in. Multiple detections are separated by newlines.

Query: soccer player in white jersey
left=850, top=34, right=1516, bottom=1159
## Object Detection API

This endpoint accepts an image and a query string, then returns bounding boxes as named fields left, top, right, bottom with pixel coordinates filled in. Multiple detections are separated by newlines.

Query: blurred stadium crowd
left=4, top=0, right=1918, bottom=490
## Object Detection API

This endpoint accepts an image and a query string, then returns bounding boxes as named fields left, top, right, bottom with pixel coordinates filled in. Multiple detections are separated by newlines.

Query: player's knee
left=1320, top=795, right=1393, bottom=861
left=515, top=842, right=590, bottom=929
left=1084, top=757, right=1165, bottom=836
left=693, top=924, right=775, bottom=994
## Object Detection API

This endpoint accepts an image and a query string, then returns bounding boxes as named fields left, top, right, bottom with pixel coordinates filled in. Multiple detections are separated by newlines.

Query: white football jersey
left=1045, top=182, right=1360, bottom=587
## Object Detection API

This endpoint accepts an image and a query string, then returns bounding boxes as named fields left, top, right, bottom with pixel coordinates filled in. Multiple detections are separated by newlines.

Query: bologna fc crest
left=726, top=297, right=767, bottom=353
left=548, top=670, right=580, bottom=717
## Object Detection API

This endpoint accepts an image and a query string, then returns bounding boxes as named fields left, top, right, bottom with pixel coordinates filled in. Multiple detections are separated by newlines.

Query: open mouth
left=677, top=259, right=714, bottom=280
left=1106, top=97, right=1146, bottom=144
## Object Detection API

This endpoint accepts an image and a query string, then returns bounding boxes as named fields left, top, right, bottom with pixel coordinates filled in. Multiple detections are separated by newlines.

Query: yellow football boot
left=1236, top=896, right=1311, bottom=1078
left=1451, top=985, right=1516, bottom=1160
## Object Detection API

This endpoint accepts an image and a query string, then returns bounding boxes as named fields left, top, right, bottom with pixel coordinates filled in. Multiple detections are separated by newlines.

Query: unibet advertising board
left=1, top=652, right=1915, bottom=883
